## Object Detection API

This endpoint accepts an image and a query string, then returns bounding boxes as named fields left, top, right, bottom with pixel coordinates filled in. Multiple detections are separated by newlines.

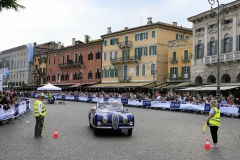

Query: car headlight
left=129, top=121, right=133, bottom=126
left=123, top=117, right=128, bottom=123
left=97, top=121, right=101, bottom=126
left=103, top=117, right=108, bottom=123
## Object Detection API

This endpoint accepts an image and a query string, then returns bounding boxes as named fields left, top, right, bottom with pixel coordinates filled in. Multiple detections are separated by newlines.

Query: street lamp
left=208, top=0, right=228, bottom=99
left=79, top=70, right=82, bottom=92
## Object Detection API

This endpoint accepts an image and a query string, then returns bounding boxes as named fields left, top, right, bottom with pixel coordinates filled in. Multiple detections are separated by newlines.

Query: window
left=73, top=71, right=77, bottom=80
left=151, top=30, right=155, bottom=38
left=210, top=37, right=216, bottom=55
left=23, top=61, right=25, bottom=67
left=170, top=67, right=178, bottom=79
left=65, top=73, right=69, bottom=80
left=142, top=64, right=146, bottom=76
left=176, top=34, right=183, bottom=40
left=136, top=65, right=139, bottom=76
left=67, top=55, right=70, bottom=63
left=113, top=51, right=117, bottom=61
left=209, top=24, right=216, bottom=29
left=75, top=53, right=78, bottom=62
left=184, top=50, right=188, bottom=61
left=223, top=34, right=230, bottom=53
left=114, top=67, right=118, bottom=77
left=195, top=27, right=204, bottom=33
left=135, top=32, right=148, bottom=41
left=195, top=40, right=203, bottom=59
left=103, top=52, right=107, bottom=61
left=54, top=56, right=56, bottom=65
left=88, top=52, right=93, bottom=60
left=96, top=50, right=101, bottom=59
left=110, top=52, right=112, bottom=60
left=102, top=68, right=106, bottom=78
left=47, top=74, right=50, bottom=81
left=222, top=19, right=233, bottom=25
left=172, top=51, right=177, bottom=62
left=61, top=73, right=65, bottom=81
left=48, top=58, right=50, bottom=65
left=88, top=69, right=92, bottom=79
left=122, top=49, right=129, bottom=61
left=110, top=38, right=119, bottom=45
left=20, top=73, right=21, bottom=78
left=104, top=40, right=107, bottom=46
left=182, top=66, right=190, bottom=78
left=149, top=45, right=156, bottom=55
left=62, top=55, right=65, bottom=64
left=186, top=36, right=190, bottom=39
left=52, top=74, right=56, bottom=81
left=151, top=63, right=155, bottom=75
left=135, top=48, right=141, bottom=58
left=79, top=53, right=83, bottom=63
left=96, top=68, right=101, bottom=79
left=141, top=47, right=147, bottom=56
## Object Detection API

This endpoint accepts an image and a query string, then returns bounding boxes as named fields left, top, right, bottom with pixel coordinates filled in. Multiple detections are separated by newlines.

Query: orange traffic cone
left=53, top=130, right=59, bottom=138
left=204, top=138, right=211, bottom=150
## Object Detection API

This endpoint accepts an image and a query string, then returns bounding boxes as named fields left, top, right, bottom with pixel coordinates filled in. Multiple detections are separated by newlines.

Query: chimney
left=147, top=17, right=152, bottom=25
left=173, top=22, right=178, bottom=26
left=124, top=27, right=128, bottom=30
left=58, top=42, right=61, bottom=49
left=84, top=35, right=88, bottom=43
left=107, top=27, right=111, bottom=34
left=72, top=38, right=76, bottom=46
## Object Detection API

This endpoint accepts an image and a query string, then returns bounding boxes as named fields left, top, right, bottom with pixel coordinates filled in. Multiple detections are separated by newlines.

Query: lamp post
left=208, top=0, right=228, bottom=99
left=79, top=70, right=82, bottom=92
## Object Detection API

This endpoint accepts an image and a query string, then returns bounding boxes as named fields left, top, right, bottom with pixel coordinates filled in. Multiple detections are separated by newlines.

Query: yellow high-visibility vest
left=41, top=92, right=44, bottom=96
left=34, top=100, right=46, bottom=117
left=209, top=107, right=220, bottom=127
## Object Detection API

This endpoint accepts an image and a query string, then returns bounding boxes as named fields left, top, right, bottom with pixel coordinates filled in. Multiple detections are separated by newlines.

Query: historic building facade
left=46, top=38, right=102, bottom=89
left=0, top=44, right=34, bottom=89
left=188, top=1, right=240, bottom=85
left=94, top=17, right=192, bottom=91
left=167, top=37, right=193, bottom=90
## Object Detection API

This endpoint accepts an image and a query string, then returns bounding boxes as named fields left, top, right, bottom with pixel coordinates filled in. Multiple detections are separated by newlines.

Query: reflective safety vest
left=209, top=107, right=220, bottom=127
left=48, top=93, right=52, bottom=98
left=34, top=100, right=46, bottom=117
left=41, top=92, right=44, bottom=96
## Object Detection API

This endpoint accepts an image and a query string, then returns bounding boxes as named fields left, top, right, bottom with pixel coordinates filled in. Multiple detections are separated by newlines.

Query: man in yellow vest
left=34, top=95, right=46, bottom=138
left=41, top=91, right=44, bottom=97
left=206, top=100, right=220, bottom=148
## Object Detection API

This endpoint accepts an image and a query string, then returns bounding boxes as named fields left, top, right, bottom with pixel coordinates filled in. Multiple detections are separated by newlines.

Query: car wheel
left=94, top=128, right=99, bottom=136
left=127, top=129, right=132, bottom=136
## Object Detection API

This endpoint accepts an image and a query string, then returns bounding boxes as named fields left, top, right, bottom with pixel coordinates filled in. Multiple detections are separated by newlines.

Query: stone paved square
left=0, top=99, right=240, bottom=160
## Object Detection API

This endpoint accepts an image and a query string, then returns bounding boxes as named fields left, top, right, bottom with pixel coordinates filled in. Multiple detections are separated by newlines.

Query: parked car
left=88, top=100, right=134, bottom=136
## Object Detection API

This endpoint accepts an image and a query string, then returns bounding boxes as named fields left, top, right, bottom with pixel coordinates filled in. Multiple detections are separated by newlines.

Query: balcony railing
left=169, top=57, right=178, bottom=63
left=203, top=51, right=240, bottom=65
left=110, top=56, right=140, bottom=64
left=59, top=61, right=84, bottom=68
left=117, top=41, right=133, bottom=49
left=168, top=73, right=190, bottom=80
left=118, top=76, right=132, bottom=82
left=181, top=56, right=189, bottom=62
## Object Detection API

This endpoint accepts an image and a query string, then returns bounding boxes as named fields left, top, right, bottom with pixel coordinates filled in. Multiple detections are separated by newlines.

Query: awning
left=88, top=82, right=151, bottom=88
left=68, top=82, right=99, bottom=88
left=171, top=82, right=191, bottom=88
left=180, top=85, right=239, bottom=91
left=154, top=83, right=167, bottom=89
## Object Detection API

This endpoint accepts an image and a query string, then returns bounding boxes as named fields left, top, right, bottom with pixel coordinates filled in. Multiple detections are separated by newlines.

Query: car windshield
left=97, top=102, right=123, bottom=110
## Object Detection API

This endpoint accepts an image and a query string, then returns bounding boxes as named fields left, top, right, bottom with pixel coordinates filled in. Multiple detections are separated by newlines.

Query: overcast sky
left=0, top=0, right=232, bottom=51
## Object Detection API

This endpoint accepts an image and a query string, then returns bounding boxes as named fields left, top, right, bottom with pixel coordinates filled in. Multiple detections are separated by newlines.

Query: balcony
left=168, top=73, right=190, bottom=80
left=181, top=56, right=189, bottom=62
left=169, top=57, right=178, bottom=64
left=117, top=41, right=133, bottom=49
left=59, top=61, right=84, bottom=68
left=110, top=56, right=140, bottom=65
left=39, top=54, right=47, bottom=62
left=32, top=70, right=38, bottom=74
left=203, top=51, right=240, bottom=65
left=118, top=76, right=132, bottom=83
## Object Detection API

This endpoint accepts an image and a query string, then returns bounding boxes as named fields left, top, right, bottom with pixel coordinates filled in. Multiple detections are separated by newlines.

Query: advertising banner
left=121, top=98, right=128, bottom=105
left=170, top=102, right=181, bottom=109
left=142, top=100, right=151, bottom=106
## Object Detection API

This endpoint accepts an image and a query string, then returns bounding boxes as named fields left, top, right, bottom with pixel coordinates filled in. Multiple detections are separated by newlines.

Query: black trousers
left=210, top=126, right=218, bottom=143
left=34, top=116, right=44, bottom=137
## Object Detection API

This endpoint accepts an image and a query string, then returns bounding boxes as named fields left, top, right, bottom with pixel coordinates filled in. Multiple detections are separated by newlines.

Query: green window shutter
left=176, top=34, right=178, bottom=40
left=145, top=47, right=148, bottom=56
left=140, top=33, right=143, bottom=40
left=116, top=38, right=119, bottom=44
left=102, top=70, right=104, bottom=78
left=146, top=32, right=148, bottom=39
left=135, top=34, right=137, bottom=41
left=128, top=49, right=130, bottom=59
left=106, top=69, right=108, bottom=78
left=149, top=46, right=152, bottom=55
left=116, top=68, right=118, bottom=77
left=135, top=48, right=137, bottom=59
left=140, top=48, right=142, bottom=57
left=154, top=45, right=157, bottom=55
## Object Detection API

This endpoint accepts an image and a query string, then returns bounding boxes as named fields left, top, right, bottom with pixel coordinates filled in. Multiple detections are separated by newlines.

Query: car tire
left=94, top=128, right=99, bottom=136
left=127, top=129, right=132, bottom=136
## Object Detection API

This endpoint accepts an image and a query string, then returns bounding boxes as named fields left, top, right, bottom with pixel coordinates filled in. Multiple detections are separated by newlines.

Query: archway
left=236, top=73, right=240, bottom=82
left=207, top=75, right=216, bottom=84
left=195, top=76, right=203, bottom=84
left=221, top=74, right=231, bottom=83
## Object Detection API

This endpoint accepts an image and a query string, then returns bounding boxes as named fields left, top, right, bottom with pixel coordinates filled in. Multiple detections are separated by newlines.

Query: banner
left=143, top=100, right=151, bottom=106
left=74, top=96, right=79, bottom=101
left=121, top=98, right=128, bottom=105
left=170, top=102, right=181, bottom=109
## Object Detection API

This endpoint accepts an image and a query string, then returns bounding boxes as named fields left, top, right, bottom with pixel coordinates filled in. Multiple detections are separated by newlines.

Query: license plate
left=122, top=129, right=128, bottom=132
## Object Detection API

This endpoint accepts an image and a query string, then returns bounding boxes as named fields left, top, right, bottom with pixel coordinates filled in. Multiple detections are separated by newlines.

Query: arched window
left=151, top=63, right=155, bottom=75
left=73, top=71, right=77, bottom=80
left=197, top=40, right=203, bottom=59
left=19, top=81, right=21, bottom=86
left=79, top=53, right=83, bottom=63
left=47, top=73, right=50, bottom=81
left=96, top=50, right=101, bottom=59
left=210, top=37, right=216, bottom=55
left=136, top=65, right=139, bottom=76
left=62, top=55, right=65, bottom=64
left=142, top=64, right=146, bottom=76
left=16, top=82, right=18, bottom=86
left=52, top=74, right=56, bottom=81
left=65, top=72, right=69, bottom=80
left=61, top=73, right=65, bottom=81
left=224, top=34, right=230, bottom=53
left=22, top=81, right=25, bottom=85
left=67, top=55, right=70, bottom=63
left=88, top=52, right=93, bottom=60
left=96, top=68, right=101, bottom=79
left=48, top=58, right=51, bottom=65
left=75, top=53, right=78, bottom=62
left=88, top=69, right=92, bottom=79
left=172, top=51, right=177, bottom=62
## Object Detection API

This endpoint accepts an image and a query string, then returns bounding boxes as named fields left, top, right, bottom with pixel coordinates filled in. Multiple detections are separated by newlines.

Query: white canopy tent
left=37, top=83, right=62, bottom=91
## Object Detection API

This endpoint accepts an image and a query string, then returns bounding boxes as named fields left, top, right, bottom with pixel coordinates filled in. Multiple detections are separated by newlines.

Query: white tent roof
left=37, top=83, right=62, bottom=91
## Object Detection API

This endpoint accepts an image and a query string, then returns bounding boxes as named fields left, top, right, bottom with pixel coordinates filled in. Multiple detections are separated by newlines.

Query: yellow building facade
left=97, top=18, right=192, bottom=91
left=32, top=53, right=47, bottom=86
left=167, top=37, right=193, bottom=91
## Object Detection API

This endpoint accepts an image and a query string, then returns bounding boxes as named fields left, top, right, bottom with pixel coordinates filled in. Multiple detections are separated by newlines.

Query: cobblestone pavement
left=0, top=99, right=240, bottom=160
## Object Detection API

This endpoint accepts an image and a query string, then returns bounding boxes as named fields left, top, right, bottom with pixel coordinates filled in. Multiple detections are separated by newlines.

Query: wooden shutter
left=145, top=47, right=148, bottom=56
left=229, top=37, right=232, bottom=52
left=134, top=48, right=137, bottom=59
left=135, top=34, right=137, bottom=41
left=221, top=39, right=224, bottom=53
left=176, top=34, right=178, bottom=40
left=187, top=66, right=190, bottom=78
left=140, top=33, right=143, bottom=40
left=207, top=42, right=210, bottom=56
left=140, top=48, right=142, bottom=57
left=170, top=68, right=173, bottom=79
left=149, top=46, right=152, bottom=55
left=181, top=67, right=184, bottom=78
left=146, top=32, right=148, bottom=39
left=127, top=49, right=130, bottom=59
left=176, top=67, right=178, bottom=78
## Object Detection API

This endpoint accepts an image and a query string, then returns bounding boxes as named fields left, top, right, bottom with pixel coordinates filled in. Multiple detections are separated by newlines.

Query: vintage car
left=88, top=100, right=134, bottom=136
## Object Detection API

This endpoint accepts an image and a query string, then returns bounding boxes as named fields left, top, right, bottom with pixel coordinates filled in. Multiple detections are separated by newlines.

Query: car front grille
left=112, top=114, right=119, bottom=129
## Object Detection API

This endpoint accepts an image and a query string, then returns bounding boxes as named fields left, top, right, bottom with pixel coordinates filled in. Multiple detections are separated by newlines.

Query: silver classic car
left=88, top=100, right=134, bottom=136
